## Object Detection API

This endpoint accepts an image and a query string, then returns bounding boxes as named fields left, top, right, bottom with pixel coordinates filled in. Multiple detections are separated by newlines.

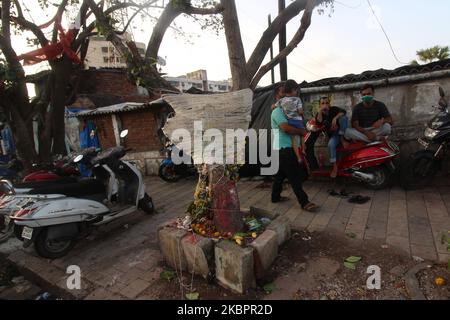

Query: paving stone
left=84, top=288, right=123, bottom=300
left=120, top=279, right=151, bottom=299
left=410, top=245, right=438, bottom=261
left=249, top=206, right=279, bottom=220
left=386, top=235, right=411, bottom=255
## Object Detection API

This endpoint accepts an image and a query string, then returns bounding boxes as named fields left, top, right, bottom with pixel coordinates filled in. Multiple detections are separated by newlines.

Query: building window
left=101, top=47, right=108, bottom=53
left=138, top=48, right=145, bottom=55
left=218, top=85, right=227, bottom=91
left=103, top=57, right=109, bottom=63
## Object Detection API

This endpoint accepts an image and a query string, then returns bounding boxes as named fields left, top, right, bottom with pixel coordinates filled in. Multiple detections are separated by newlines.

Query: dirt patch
left=148, top=231, right=450, bottom=300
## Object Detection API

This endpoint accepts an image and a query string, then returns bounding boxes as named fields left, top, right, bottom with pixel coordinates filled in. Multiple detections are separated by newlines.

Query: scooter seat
left=13, top=177, right=78, bottom=189
left=28, top=178, right=105, bottom=197
left=336, top=141, right=367, bottom=153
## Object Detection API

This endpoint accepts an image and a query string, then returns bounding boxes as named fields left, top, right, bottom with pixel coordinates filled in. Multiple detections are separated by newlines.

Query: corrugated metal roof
left=300, top=58, right=450, bottom=88
left=68, top=99, right=166, bottom=117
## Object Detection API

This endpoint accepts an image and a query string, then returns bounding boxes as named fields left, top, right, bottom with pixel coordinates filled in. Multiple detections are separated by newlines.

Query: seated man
left=345, top=84, right=393, bottom=143
left=315, top=97, right=349, bottom=178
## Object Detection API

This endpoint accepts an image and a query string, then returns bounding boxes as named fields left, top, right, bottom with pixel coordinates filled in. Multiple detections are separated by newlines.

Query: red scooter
left=22, top=156, right=79, bottom=182
left=303, top=119, right=400, bottom=189
left=0, top=155, right=80, bottom=196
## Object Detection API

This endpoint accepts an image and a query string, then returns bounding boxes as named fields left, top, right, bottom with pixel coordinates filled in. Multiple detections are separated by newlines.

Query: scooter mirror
left=74, top=154, right=84, bottom=163
left=120, top=129, right=129, bottom=138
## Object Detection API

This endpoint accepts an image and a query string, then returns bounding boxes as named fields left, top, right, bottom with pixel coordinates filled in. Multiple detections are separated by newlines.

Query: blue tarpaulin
left=78, top=120, right=100, bottom=177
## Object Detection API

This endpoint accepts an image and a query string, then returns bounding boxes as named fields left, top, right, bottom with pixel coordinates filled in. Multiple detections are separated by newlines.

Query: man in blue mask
left=345, top=84, right=393, bottom=142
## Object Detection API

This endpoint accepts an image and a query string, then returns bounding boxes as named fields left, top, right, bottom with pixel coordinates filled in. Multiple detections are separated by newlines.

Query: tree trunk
left=8, top=102, right=38, bottom=171
left=51, top=58, right=73, bottom=155
left=220, top=0, right=249, bottom=90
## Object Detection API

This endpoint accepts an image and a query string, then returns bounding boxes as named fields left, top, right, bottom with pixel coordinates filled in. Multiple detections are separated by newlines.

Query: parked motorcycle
left=158, top=141, right=197, bottom=182
left=22, top=154, right=79, bottom=182
left=1, top=130, right=155, bottom=258
left=0, top=151, right=90, bottom=197
left=304, top=119, right=400, bottom=189
left=0, top=156, right=24, bottom=182
left=401, top=87, right=449, bottom=189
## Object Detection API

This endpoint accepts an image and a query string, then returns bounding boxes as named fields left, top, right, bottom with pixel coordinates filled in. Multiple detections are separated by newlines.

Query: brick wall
left=79, top=69, right=138, bottom=97
left=86, top=109, right=163, bottom=153
left=91, top=115, right=116, bottom=149
left=119, top=109, right=162, bottom=152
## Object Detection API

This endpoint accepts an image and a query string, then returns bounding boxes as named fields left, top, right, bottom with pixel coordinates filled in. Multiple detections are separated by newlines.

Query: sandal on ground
left=302, top=202, right=320, bottom=212
left=348, top=195, right=371, bottom=204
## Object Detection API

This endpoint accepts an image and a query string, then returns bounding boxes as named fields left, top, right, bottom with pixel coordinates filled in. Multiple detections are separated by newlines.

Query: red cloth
left=16, top=18, right=81, bottom=65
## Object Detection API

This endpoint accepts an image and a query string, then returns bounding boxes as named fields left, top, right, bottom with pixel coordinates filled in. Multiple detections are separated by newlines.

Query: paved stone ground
left=1, top=176, right=450, bottom=299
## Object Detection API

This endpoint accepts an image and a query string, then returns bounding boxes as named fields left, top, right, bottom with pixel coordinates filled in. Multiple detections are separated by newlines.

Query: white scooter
left=1, top=130, right=154, bottom=258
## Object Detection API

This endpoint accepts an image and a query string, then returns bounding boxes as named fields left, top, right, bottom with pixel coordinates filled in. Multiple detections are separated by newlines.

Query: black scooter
left=401, top=87, right=450, bottom=189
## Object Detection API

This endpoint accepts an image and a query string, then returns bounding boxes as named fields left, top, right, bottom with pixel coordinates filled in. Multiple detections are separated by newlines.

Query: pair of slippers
left=328, top=189, right=351, bottom=197
left=328, top=189, right=371, bottom=204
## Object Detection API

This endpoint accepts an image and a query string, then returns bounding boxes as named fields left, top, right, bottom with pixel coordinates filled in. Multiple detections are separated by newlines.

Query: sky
left=8, top=0, right=450, bottom=87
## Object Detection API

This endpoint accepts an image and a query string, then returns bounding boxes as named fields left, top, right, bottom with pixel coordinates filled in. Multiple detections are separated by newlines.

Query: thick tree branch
left=52, top=0, right=69, bottom=43
left=249, top=0, right=316, bottom=89
left=246, top=0, right=323, bottom=81
left=1, top=0, right=11, bottom=44
left=145, top=1, right=223, bottom=64
left=10, top=0, right=49, bottom=47
left=184, top=4, right=224, bottom=15
left=145, top=2, right=181, bottom=62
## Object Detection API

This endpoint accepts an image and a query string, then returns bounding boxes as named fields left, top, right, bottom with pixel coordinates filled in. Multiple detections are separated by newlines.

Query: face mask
left=362, top=95, right=374, bottom=103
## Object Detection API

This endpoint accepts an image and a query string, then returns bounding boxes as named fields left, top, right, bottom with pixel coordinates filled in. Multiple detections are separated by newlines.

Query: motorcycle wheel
left=364, top=166, right=390, bottom=190
left=401, top=151, right=439, bottom=190
left=139, top=193, right=155, bottom=214
left=34, top=228, right=75, bottom=259
left=158, top=163, right=182, bottom=183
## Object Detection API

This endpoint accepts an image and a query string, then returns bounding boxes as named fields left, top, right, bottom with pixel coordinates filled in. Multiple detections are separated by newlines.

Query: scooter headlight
left=424, top=127, right=439, bottom=139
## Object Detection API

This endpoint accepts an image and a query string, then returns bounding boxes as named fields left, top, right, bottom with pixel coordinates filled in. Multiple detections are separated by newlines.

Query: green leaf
left=448, top=259, right=450, bottom=271
left=344, top=261, right=356, bottom=270
left=160, top=269, right=176, bottom=281
left=185, top=292, right=199, bottom=300
left=263, top=282, right=276, bottom=294
left=347, top=233, right=357, bottom=239
left=345, top=256, right=362, bottom=263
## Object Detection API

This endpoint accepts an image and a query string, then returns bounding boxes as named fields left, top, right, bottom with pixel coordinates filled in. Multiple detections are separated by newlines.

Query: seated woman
left=313, top=97, right=349, bottom=178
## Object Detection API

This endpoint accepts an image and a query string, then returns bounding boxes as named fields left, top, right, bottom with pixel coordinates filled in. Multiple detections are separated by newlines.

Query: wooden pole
left=268, top=14, right=275, bottom=84
left=278, top=0, right=287, bottom=81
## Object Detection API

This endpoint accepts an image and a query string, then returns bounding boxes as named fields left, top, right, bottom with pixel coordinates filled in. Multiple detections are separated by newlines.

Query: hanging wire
left=334, top=0, right=362, bottom=9
left=366, top=0, right=408, bottom=65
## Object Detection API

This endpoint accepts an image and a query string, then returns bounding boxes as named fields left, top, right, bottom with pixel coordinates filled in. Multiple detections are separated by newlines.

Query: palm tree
left=414, top=45, right=450, bottom=64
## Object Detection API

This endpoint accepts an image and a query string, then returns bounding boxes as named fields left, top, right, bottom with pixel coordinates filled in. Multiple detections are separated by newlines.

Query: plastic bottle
left=36, top=292, right=51, bottom=300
